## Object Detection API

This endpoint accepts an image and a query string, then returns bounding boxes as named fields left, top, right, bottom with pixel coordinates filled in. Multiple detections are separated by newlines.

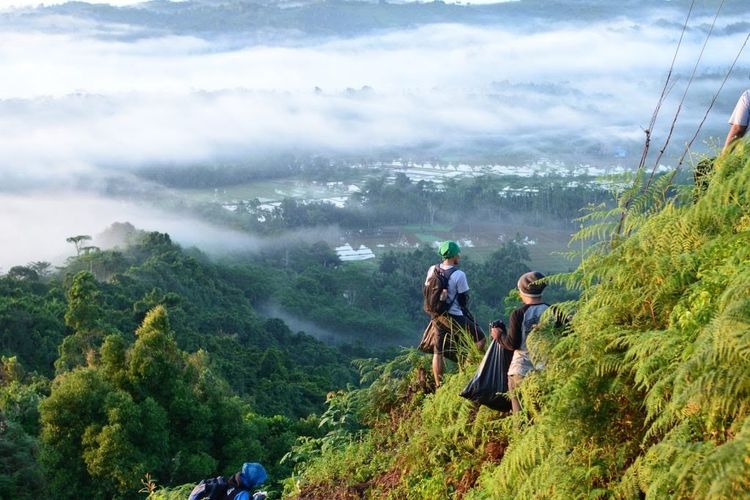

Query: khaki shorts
left=433, top=314, right=485, bottom=356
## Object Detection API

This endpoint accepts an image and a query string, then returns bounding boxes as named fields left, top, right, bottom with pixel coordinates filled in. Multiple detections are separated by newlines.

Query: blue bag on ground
left=459, top=340, right=513, bottom=411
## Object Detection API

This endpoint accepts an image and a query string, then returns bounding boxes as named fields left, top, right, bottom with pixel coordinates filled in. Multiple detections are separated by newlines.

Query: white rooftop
left=335, top=243, right=376, bottom=261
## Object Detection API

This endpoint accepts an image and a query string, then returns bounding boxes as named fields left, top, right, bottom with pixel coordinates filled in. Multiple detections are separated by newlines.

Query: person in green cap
left=423, top=240, right=485, bottom=386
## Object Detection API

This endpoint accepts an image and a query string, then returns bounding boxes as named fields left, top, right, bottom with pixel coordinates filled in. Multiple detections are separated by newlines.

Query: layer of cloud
left=0, top=16, right=747, bottom=186
left=0, top=192, right=247, bottom=269
left=1, top=18, right=745, bottom=98
left=0, top=191, right=343, bottom=270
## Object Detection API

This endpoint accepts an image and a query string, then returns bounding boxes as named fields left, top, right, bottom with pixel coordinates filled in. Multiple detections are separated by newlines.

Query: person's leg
left=432, top=328, right=446, bottom=387
left=432, top=352, right=444, bottom=387
left=508, top=374, right=524, bottom=414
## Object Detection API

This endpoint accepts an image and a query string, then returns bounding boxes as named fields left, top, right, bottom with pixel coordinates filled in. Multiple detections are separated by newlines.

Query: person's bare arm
left=723, top=124, right=748, bottom=153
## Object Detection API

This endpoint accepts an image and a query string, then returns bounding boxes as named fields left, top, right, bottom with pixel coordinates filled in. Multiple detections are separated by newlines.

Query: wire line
left=646, top=0, right=727, bottom=190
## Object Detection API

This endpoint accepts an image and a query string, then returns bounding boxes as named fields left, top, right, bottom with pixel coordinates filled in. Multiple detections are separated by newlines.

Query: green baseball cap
left=438, top=240, right=461, bottom=259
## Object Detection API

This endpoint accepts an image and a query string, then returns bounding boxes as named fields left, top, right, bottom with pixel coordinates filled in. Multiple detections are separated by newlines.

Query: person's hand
left=491, top=326, right=503, bottom=341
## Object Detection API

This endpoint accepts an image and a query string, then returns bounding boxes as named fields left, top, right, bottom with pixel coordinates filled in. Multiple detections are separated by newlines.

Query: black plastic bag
left=459, top=340, right=513, bottom=411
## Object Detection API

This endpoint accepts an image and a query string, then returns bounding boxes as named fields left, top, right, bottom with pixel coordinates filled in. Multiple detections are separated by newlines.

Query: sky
left=0, top=0, right=748, bottom=269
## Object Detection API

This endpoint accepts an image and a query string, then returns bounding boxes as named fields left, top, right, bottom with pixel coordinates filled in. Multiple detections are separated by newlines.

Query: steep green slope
left=283, top=143, right=750, bottom=499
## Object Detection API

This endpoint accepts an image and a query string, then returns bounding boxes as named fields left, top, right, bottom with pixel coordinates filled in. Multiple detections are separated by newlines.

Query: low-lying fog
left=0, top=192, right=343, bottom=271
left=0, top=0, right=748, bottom=269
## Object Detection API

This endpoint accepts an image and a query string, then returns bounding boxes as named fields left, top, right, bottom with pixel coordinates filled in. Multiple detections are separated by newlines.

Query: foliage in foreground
left=0, top=207, right=553, bottom=499
left=283, top=144, right=750, bottom=498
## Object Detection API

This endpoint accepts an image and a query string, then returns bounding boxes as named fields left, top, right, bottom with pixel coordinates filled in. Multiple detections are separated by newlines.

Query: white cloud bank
left=0, top=18, right=747, bottom=184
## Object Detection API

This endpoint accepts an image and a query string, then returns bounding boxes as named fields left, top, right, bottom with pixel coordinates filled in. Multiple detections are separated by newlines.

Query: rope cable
left=638, top=0, right=696, bottom=172
left=674, top=31, right=750, bottom=174
left=646, top=0, right=727, bottom=189
left=615, top=1, right=695, bottom=238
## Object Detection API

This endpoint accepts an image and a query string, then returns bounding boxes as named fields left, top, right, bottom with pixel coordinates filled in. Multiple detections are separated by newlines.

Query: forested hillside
left=252, top=240, right=544, bottom=346
left=280, top=143, right=750, bottom=498
left=2, top=230, right=359, bottom=417
left=0, top=230, right=363, bottom=498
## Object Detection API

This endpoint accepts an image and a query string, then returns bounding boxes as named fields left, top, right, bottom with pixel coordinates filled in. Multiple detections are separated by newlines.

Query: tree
left=99, top=335, right=127, bottom=388
left=0, top=357, right=48, bottom=436
left=56, top=272, right=105, bottom=373
left=39, top=368, right=112, bottom=499
left=28, top=261, right=52, bottom=279
left=472, top=242, right=531, bottom=306
left=96, top=222, right=139, bottom=249
left=66, top=235, right=92, bottom=257
left=81, top=391, right=168, bottom=498
left=0, top=415, right=45, bottom=499
left=41, top=306, right=249, bottom=498
left=128, top=306, right=182, bottom=405
left=0, top=356, right=24, bottom=386
left=426, top=198, right=439, bottom=226
left=64, top=272, right=102, bottom=334
left=7, top=266, right=39, bottom=282
left=55, top=335, right=89, bottom=374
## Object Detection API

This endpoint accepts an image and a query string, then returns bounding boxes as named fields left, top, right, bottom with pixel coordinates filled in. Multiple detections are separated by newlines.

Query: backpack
left=188, top=476, right=229, bottom=500
left=423, top=265, right=460, bottom=317
left=188, top=477, right=260, bottom=500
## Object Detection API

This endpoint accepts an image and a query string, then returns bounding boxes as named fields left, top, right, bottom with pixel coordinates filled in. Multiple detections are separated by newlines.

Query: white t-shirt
left=424, top=264, right=469, bottom=316
left=729, top=90, right=750, bottom=126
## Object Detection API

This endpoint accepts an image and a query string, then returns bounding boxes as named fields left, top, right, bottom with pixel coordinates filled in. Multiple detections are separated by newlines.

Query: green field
left=413, top=232, right=442, bottom=243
